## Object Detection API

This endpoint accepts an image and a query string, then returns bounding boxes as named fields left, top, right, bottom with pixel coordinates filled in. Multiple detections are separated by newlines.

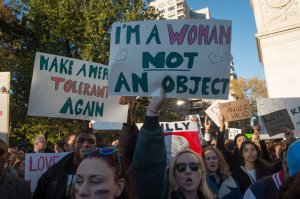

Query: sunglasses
left=0, top=148, right=6, bottom=156
left=175, top=162, right=200, bottom=172
left=83, top=147, right=122, bottom=178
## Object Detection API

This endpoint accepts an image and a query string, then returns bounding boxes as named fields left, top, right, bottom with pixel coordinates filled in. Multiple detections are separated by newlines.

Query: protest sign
left=108, top=19, right=232, bottom=99
left=219, top=99, right=251, bottom=122
left=228, top=128, right=242, bottom=140
left=205, top=95, right=235, bottom=126
left=0, top=72, right=10, bottom=142
left=91, top=121, right=123, bottom=130
left=25, top=152, right=69, bottom=192
left=257, top=98, right=300, bottom=138
left=28, top=52, right=128, bottom=122
left=261, top=109, right=294, bottom=136
left=161, top=121, right=201, bottom=164
left=137, top=121, right=201, bottom=164
left=185, top=114, right=202, bottom=128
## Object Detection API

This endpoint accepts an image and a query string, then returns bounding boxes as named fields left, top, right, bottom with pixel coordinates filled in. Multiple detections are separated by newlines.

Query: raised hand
left=146, top=87, right=166, bottom=117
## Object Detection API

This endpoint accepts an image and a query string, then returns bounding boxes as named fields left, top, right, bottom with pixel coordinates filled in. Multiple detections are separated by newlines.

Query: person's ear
left=114, top=178, right=125, bottom=197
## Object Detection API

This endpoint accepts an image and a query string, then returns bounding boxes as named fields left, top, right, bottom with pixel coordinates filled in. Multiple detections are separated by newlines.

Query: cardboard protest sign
left=219, top=99, right=251, bottom=122
left=257, top=98, right=300, bottom=138
left=205, top=95, right=235, bottom=126
left=228, top=128, right=242, bottom=140
left=25, top=152, right=69, bottom=192
left=137, top=121, right=202, bottom=164
left=108, top=19, right=232, bottom=99
left=28, top=52, right=128, bottom=122
left=0, top=72, right=10, bottom=142
left=261, top=109, right=294, bottom=136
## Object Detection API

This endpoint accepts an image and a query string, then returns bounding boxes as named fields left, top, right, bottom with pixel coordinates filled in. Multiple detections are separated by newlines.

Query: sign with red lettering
left=28, top=52, right=128, bottom=122
left=108, top=19, right=232, bottom=99
left=25, top=152, right=69, bottom=192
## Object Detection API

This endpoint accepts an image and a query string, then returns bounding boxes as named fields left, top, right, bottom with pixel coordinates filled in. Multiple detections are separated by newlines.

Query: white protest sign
left=108, top=19, right=232, bottom=99
left=91, top=121, right=123, bottom=130
left=136, top=121, right=202, bottom=164
left=25, top=152, right=69, bottom=192
left=228, top=128, right=242, bottom=140
left=205, top=95, right=235, bottom=126
left=28, top=52, right=128, bottom=122
left=0, top=72, right=10, bottom=142
left=257, top=98, right=300, bottom=139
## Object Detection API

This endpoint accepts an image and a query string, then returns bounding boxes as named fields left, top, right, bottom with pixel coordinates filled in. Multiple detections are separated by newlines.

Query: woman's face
left=75, top=158, right=124, bottom=199
left=242, top=144, right=257, bottom=163
left=236, top=136, right=247, bottom=149
left=203, top=150, right=219, bottom=174
left=174, top=152, right=201, bottom=193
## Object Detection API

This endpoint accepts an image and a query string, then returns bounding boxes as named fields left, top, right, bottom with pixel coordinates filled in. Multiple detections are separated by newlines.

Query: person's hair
left=169, top=149, right=214, bottom=199
left=278, top=173, right=300, bottom=199
left=233, top=134, right=248, bottom=149
left=55, top=141, right=64, bottom=148
left=240, top=140, right=270, bottom=177
left=0, top=139, right=8, bottom=148
left=63, top=133, right=77, bottom=144
left=33, top=135, right=46, bottom=144
left=202, top=146, right=229, bottom=175
left=81, top=145, right=136, bottom=199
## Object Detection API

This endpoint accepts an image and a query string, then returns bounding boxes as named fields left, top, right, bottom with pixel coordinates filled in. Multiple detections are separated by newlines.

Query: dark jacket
left=0, top=170, right=31, bottom=199
left=231, top=165, right=270, bottom=195
left=119, top=122, right=139, bottom=166
left=33, top=152, right=75, bottom=199
left=207, top=174, right=242, bottom=199
left=131, top=116, right=167, bottom=199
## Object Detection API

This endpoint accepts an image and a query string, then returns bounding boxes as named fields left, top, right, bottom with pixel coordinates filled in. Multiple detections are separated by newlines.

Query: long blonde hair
left=168, top=149, right=214, bottom=199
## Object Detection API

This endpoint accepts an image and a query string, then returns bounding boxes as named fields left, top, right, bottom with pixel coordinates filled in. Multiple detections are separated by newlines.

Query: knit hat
left=287, top=140, right=300, bottom=176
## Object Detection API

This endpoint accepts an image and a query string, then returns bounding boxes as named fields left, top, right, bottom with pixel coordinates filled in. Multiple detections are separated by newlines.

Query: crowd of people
left=1, top=90, right=300, bottom=199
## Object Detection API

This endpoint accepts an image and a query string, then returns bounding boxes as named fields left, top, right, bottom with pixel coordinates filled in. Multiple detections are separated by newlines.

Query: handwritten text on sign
left=228, top=128, right=242, bottom=140
left=219, top=99, right=251, bottom=122
left=28, top=52, right=127, bottom=122
left=261, top=109, right=295, bottom=136
left=25, top=152, right=69, bottom=192
left=257, top=98, right=300, bottom=137
left=108, top=19, right=232, bottom=99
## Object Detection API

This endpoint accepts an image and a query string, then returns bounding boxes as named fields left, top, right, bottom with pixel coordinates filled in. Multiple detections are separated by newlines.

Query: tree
left=0, top=0, right=160, bottom=147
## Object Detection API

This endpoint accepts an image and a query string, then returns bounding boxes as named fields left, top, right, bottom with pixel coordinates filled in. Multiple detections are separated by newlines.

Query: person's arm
left=131, top=88, right=167, bottom=199
left=119, top=96, right=139, bottom=165
left=204, top=115, right=211, bottom=142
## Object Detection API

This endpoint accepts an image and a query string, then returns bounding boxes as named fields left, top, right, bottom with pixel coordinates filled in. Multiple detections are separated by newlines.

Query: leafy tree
left=229, top=76, right=268, bottom=133
left=0, top=0, right=161, bottom=147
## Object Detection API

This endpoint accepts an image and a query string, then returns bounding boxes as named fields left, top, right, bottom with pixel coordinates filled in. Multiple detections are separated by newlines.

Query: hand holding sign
left=147, top=87, right=166, bottom=117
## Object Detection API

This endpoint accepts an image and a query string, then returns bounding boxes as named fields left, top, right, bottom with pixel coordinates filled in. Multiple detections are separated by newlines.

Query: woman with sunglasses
left=74, top=146, right=136, bottom=199
left=169, top=149, right=215, bottom=199
left=202, top=146, right=242, bottom=199
left=231, top=140, right=270, bottom=195
left=130, top=88, right=214, bottom=199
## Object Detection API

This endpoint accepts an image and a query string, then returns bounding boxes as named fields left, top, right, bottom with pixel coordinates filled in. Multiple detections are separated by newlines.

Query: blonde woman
left=202, top=146, right=242, bottom=199
left=169, top=149, right=214, bottom=199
